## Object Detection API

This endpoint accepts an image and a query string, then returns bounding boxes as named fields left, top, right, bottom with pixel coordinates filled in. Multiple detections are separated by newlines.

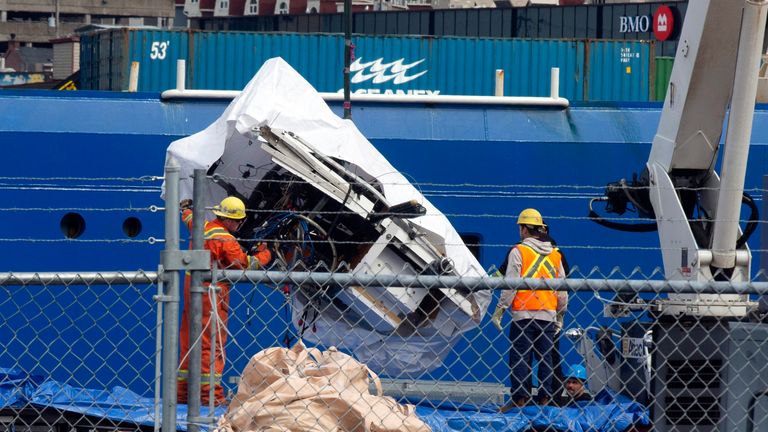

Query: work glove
left=491, top=307, right=505, bottom=331
left=555, top=310, right=565, bottom=334
left=179, top=199, right=193, bottom=211
left=251, top=242, right=272, bottom=267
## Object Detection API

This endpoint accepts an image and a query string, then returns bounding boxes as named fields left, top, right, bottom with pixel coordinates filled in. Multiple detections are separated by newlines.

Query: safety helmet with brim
left=212, top=196, right=247, bottom=220
left=565, top=364, right=588, bottom=381
left=517, top=208, right=545, bottom=227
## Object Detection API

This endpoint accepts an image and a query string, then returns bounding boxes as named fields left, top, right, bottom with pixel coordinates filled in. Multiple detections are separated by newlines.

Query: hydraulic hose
left=589, top=192, right=759, bottom=244
left=588, top=198, right=658, bottom=232
left=735, top=192, right=759, bottom=249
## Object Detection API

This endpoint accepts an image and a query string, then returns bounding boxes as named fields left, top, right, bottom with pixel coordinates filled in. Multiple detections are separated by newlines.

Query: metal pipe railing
left=160, top=60, right=569, bottom=108
left=0, top=271, right=158, bottom=285
left=161, top=89, right=571, bottom=107
left=176, top=59, right=187, bottom=92
left=550, top=67, right=560, bottom=99
left=213, top=270, right=768, bottom=295
left=2, top=270, right=767, bottom=295
left=494, top=69, right=504, bottom=97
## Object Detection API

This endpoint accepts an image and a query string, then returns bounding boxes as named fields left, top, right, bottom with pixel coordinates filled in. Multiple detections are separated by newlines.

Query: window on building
left=278, top=2, right=288, bottom=14
left=249, top=0, right=258, bottom=14
left=219, top=0, right=229, bottom=9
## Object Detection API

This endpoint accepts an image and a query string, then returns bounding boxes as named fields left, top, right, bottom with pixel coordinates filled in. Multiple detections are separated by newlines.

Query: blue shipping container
left=81, top=29, right=191, bottom=92
left=80, top=29, right=652, bottom=101
left=586, top=39, right=653, bottom=102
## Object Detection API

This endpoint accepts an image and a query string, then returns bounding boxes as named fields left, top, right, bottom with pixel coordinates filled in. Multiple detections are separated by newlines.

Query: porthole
left=459, top=233, right=482, bottom=260
left=60, top=213, right=86, bottom=239
left=122, top=217, right=142, bottom=238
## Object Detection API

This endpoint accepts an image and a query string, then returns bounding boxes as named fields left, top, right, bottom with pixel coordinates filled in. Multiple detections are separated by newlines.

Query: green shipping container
left=654, top=56, right=674, bottom=101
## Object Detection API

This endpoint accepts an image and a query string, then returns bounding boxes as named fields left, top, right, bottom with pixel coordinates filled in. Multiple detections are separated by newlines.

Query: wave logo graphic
left=350, top=57, right=428, bottom=85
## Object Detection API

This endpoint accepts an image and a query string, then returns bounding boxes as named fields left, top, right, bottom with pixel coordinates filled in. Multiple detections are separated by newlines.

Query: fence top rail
left=0, top=271, right=159, bottom=286
left=204, top=270, right=768, bottom=295
left=3, top=269, right=768, bottom=295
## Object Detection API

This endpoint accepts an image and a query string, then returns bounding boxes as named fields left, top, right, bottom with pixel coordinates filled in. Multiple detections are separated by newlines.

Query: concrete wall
left=0, top=21, right=82, bottom=44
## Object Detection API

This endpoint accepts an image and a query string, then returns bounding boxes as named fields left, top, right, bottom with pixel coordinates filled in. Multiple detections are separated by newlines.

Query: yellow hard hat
left=517, top=208, right=544, bottom=226
left=212, top=196, right=246, bottom=220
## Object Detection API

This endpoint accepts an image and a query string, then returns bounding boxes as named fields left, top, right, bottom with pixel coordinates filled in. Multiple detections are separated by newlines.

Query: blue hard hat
left=565, top=364, right=587, bottom=381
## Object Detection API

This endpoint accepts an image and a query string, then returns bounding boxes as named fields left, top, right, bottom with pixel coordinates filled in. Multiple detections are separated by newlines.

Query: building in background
left=181, top=0, right=414, bottom=16
left=51, top=34, right=78, bottom=80
left=2, top=34, right=51, bottom=74
left=0, top=1, right=175, bottom=54
left=182, top=0, right=681, bottom=15
left=0, top=0, right=174, bottom=81
left=432, top=0, right=685, bottom=7
left=197, top=0, right=688, bottom=56
left=433, top=0, right=495, bottom=9
left=174, top=0, right=189, bottom=27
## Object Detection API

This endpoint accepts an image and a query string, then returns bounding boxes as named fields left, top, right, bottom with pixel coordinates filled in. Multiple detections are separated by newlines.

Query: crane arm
left=593, top=0, right=767, bottom=315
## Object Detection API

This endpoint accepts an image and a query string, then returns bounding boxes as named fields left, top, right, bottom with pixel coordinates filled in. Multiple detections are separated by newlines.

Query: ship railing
left=158, top=59, right=570, bottom=107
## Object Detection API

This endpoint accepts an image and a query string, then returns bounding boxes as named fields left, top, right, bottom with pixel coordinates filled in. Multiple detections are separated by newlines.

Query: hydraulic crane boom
left=579, top=3, right=768, bottom=427
left=592, top=0, right=767, bottom=315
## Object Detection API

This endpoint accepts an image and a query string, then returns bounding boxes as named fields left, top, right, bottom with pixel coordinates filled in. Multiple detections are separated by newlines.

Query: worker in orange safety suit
left=491, top=208, right=567, bottom=411
left=177, top=196, right=272, bottom=406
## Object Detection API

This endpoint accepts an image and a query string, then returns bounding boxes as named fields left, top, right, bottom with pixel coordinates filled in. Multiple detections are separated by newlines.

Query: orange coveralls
left=177, top=209, right=271, bottom=405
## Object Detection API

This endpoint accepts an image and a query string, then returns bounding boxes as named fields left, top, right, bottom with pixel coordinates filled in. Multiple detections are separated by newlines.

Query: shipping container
left=586, top=39, right=652, bottom=102
left=80, top=29, right=653, bottom=101
left=199, top=1, right=689, bottom=57
left=81, top=28, right=191, bottom=93
left=653, top=56, right=674, bottom=101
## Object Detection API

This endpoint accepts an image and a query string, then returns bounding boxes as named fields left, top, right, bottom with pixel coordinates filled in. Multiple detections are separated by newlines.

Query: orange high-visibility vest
left=511, top=243, right=562, bottom=312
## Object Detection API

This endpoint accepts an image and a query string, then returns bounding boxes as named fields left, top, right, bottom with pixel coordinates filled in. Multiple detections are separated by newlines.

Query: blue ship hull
left=1, top=90, right=766, bottom=397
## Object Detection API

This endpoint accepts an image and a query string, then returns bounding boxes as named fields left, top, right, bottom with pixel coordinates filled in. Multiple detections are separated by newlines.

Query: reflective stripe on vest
left=511, top=244, right=561, bottom=312
left=177, top=369, right=222, bottom=385
left=204, top=226, right=231, bottom=240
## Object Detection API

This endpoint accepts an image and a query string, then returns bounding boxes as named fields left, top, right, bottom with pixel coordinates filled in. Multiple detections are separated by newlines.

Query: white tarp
left=163, top=57, right=490, bottom=375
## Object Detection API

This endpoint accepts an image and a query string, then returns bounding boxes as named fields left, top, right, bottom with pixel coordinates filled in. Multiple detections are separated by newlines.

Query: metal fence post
left=208, top=266, right=218, bottom=414
left=187, top=169, right=207, bottom=432
left=161, top=157, right=181, bottom=432
left=154, top=265, right=165, bottom=432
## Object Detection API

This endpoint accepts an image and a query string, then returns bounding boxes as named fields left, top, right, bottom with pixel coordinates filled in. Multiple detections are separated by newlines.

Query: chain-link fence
left=2, top=162, right=768, bottom=432
left=0, top=271, right=162, bottom=432
left=209, top=270, right=768, bottom=431
left=3, top=270, right=768, bottom=431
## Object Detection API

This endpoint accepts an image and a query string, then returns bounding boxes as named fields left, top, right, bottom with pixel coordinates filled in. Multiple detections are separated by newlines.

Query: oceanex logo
left=348, top=57, right=439, bottom=95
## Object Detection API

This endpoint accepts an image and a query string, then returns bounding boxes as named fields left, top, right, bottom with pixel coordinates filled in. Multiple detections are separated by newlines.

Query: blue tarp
left=0, top=368, right=225, bottom=431
left=415, top=390, right=650, bottom=431
left=1, top=368, right=649, bottom=431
